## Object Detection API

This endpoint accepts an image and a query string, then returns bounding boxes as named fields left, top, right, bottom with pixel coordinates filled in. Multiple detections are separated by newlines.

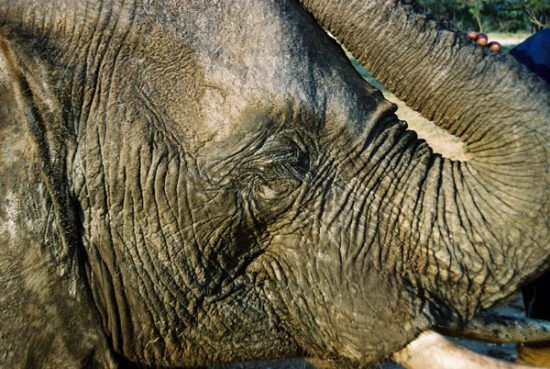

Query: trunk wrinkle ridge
left=299, top=0, right=549, bottom=320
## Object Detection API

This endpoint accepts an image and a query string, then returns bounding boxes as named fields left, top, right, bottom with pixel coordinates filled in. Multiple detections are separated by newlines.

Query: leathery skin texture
left=0, top=0, right=548, bottom=368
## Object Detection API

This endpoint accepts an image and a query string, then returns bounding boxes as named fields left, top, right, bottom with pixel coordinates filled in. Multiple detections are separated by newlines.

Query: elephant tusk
left=436, top=313, right=550, bottom=343
left=392, top=331, right=541, bottom=369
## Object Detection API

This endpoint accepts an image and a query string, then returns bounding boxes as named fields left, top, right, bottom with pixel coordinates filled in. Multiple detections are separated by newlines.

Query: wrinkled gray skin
left=0, top=0, right=548, bottom=368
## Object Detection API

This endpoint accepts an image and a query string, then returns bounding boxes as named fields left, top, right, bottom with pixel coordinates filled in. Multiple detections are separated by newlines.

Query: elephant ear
left=0, top=38, right=76, bottom=264
left=0, top=39, right=117, bottom=368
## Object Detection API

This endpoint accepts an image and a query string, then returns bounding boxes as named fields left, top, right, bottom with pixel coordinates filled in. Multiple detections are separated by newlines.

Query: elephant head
left=0, top=0, right=548, bottom=368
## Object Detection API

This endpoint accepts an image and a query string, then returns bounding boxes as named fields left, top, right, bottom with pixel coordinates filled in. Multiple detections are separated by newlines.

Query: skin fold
left=0, top=1, right=548, bottom=368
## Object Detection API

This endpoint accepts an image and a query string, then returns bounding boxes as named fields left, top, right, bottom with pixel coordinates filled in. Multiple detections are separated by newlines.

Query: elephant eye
left=242, top=134, right=310, bottom=223
left=255, top=134, right=310, bottom=179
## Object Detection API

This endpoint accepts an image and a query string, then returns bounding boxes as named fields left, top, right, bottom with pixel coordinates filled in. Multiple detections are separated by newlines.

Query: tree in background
left=523, top=0, right=550, bottom=31
left=467, top=0, right=486, bottom=32
left=418, top=0, right=549, bottom=33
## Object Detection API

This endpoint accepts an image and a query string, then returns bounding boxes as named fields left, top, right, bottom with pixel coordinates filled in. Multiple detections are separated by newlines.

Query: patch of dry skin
left=0, top=51, right=29, bottom=243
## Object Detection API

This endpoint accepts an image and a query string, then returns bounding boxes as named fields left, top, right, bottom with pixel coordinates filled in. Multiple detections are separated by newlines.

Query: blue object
left=512, top=28, right=550, bottom=324
left=510, top=28, right=550, bottom=84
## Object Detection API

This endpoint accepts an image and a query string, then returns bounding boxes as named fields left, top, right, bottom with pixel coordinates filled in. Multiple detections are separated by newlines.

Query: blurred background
left=417, top=0, right=549, bottom=52
left=418, top=0, right=548, bottom=34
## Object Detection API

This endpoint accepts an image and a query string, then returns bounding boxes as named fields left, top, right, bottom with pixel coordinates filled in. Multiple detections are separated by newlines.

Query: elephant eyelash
left=253, top=151, right=310, bottom=180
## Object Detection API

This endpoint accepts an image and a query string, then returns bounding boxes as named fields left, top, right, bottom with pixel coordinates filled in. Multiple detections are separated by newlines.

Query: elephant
left=0, top=0, right=549, bottom=368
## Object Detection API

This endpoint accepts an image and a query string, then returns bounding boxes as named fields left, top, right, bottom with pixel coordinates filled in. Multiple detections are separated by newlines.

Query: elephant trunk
left=299, top=0, right=549, bottom=318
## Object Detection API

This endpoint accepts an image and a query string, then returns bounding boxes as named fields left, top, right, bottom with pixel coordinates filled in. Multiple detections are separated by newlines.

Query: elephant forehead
left=141, top=0, right=382, bottom=144
left=191, top=2, right=335, bottom=139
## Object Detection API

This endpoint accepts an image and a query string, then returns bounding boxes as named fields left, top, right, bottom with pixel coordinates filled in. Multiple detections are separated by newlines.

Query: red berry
left=488, top=41, right=502, bottom=53
left=476, top=35, right=488, bottom=46
left=467, top=31, right=479, bottom=41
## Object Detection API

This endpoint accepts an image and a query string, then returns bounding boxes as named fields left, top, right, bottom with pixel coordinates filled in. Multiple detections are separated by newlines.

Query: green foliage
left=522, top=0, right=550, bottom=30
left=417, top=0, right=550, bottom=33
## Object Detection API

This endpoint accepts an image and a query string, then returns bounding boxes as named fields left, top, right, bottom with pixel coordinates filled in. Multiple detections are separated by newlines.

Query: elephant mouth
left=392, top=311, right=550, bottom=369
